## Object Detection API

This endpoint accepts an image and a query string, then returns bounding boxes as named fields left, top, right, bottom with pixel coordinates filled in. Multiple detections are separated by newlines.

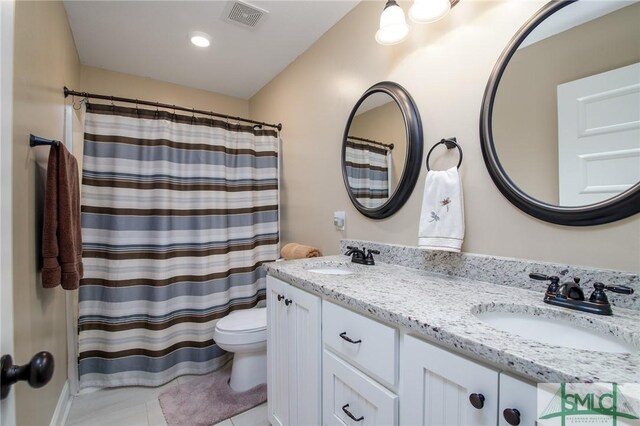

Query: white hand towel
left=418, top=167, right=465, bottom=252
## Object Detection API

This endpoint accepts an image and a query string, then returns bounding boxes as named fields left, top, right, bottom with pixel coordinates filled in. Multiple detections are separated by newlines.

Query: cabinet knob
left=341, top=404, right=364, bottom=422
left=503, top=408, right=521, bottom=425
left=469, top=393, right=485, bottom=409
left=277, top=294, right=284, bottom=301
left=284, top=299, right=292, bottom=306
left=1, top=352, right=55, bottom=400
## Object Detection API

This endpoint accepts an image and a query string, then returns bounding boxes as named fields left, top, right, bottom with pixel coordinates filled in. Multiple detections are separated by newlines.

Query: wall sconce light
left=375, top=0, right=409, bottom=45
left=376, top=0, right=457, bottom=45
left=409, top=0, right=451, bottom=23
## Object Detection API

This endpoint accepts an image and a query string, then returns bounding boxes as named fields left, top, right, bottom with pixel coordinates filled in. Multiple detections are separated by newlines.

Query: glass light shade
left=409, top=0, right=451, bottom=23
left=189, top=31, right=211, bottom=48
left=375, top=1, right=409, bottom=45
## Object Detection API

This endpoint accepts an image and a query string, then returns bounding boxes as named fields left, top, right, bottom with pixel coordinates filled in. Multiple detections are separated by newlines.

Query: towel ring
left=426, top=137, right=463, bottom=171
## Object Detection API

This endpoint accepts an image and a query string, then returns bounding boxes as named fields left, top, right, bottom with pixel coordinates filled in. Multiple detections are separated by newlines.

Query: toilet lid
left=216, top=308, right=267, bottom=333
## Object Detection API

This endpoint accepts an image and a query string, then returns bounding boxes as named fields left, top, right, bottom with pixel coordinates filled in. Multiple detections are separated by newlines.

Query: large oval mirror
left=342, top=81, right=423, bottom=219
left=480, top=0, right=640, bottom=225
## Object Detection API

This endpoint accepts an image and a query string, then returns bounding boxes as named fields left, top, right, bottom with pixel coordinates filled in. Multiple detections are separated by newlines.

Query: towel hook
left=426, top=137, right=463, bottom=171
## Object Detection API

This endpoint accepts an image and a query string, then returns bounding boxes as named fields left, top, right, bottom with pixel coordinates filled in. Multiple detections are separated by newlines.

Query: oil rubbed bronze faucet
left=529, top=273, right=634, bottom=315
left=344, top=246, right=380, bottom=265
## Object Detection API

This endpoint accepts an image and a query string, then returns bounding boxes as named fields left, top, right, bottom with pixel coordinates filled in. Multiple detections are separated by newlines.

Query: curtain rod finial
left=64, top=86, right=70, bottom=98
left=277, top=123, right=282, bottom=131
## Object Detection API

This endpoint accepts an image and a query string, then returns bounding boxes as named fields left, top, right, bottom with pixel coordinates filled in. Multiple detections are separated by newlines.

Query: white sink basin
left=307, top=267, right=353, bottom=275
left=475, top=311, right=636, bottom=354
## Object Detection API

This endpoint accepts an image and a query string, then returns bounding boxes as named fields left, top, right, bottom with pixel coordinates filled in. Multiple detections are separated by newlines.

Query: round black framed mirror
left=342, top=81, right=423, bottom=219
left=480, top=0, right=640, bottom=226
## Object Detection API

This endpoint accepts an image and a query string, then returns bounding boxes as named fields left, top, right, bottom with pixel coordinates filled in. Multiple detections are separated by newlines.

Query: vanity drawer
left=323, top=350, right=398, bottom=426
left=323, top=301, right=398, bottom=387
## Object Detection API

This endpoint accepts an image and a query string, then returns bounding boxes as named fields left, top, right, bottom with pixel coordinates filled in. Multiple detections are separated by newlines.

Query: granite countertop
left=264, top=256, right=640, bottom=384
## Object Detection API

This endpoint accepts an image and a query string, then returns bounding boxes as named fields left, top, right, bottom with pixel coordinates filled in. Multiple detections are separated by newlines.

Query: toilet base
left=229, top=350, right=267, bottom=392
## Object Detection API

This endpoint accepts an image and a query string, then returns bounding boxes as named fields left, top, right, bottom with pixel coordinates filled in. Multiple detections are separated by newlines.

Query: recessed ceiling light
left=189, top=31, right=211, bottom=48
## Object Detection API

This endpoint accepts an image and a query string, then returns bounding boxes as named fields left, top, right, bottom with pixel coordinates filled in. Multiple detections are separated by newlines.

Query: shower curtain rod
left=63, top=87, right=283, bottom=131
left=348, top=135, right=394, bottom=150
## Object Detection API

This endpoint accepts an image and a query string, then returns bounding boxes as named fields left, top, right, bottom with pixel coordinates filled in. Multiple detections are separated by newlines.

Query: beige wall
left=493, top=4, right=640, bottom=204
left=349, top=101, right=407, bottom=195
left=250, top=0, right=640, bottom=273
left=80, top=66, right=249, bottom=118
left=12, top=1, right=80, bottom=425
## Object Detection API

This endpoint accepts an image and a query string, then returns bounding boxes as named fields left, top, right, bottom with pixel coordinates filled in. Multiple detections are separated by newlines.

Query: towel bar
left=426, top=137, right=462, bottom=171
left=29, top=134, right=60, bottom=147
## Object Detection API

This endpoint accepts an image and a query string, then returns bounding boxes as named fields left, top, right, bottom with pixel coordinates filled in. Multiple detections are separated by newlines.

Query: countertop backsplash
left=340, top=239, right=639, bottom=311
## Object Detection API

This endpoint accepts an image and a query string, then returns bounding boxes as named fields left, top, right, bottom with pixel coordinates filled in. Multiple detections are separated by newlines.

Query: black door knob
left=1, top=352, right=55, bottom=400
left=469, top=393, right=485, bottom=409
left=503, top=408, right=521, bottom=425
left=284, top=299, right=292, bottom=306
left=277, top=294, right=284, bottom=301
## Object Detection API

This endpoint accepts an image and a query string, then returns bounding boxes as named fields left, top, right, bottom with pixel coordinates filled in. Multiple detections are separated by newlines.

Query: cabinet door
left=288, top=283, right=322, bottom=426
left=323, top=350, right=398, bottom=426
left=499, top=373, right=538, bottom=426
left=400, top=335, right=499, bottom=426
left=267, top=276, right=290, bottom=426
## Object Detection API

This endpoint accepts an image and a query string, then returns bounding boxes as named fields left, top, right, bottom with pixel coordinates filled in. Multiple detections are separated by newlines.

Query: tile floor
left=65, top=373, right=269, bottom=426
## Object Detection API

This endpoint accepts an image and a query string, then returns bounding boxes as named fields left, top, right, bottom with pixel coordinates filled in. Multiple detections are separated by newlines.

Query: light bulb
left=375, top=0, right=409, bottom=45
left=189, top=31, right=211, bottom=48
left=409, top=0, right=451, bottom=24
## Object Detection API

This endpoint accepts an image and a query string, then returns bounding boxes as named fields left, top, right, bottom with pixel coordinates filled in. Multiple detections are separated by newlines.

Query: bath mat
left=158, top=367, right=267, bottom=426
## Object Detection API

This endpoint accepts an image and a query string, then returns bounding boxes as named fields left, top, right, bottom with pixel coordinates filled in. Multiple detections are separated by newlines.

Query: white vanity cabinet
left=400, top=335, right=500, bottom=426
left=266, top=276, right=321, bottom=426
left=267, top=274, right=542, bottom=426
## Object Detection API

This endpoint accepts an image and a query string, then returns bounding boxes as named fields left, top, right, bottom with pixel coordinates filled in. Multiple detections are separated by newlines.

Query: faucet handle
left=603, top=284, right=634, bottom=295
left=589, top=283, right=609, bottom=304
left=529, top=273, right=560, bottom=293
left=589, top=282, right=634, bottom=306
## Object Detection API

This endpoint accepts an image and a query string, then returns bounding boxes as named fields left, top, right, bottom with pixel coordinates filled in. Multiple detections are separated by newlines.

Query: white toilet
left=213, top=307, right=267, bottom=392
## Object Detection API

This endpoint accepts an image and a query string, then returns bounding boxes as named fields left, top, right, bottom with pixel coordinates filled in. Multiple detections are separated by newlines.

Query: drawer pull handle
left=284, top=299, right=292, bottom=306
left=277, top=295, right=284, bottom=301
left=503, top=408, right=521, bottom=425
left=469, top=393, right=485, bottom=409
left=339, top=332, right=362, bottom=344
left=342, top=404, right=364, bottom=422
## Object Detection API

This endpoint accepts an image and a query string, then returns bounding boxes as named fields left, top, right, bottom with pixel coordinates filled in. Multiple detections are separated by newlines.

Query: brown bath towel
left=281, top=243, right=321, bottom=260
left=41, top=143, right=83, bottom=290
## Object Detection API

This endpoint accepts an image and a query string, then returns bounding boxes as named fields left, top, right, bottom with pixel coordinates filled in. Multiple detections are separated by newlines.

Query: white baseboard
left=50, top=380, right=73, bottom=426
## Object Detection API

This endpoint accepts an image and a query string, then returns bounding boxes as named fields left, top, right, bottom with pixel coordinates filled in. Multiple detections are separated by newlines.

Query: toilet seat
left=216, top=308, right=266, bottom=333
left=214, top=308, right=267, bottom=346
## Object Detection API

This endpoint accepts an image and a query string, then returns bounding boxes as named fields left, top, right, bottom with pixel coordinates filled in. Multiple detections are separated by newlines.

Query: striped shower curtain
left=345, top=138, right=390, bottom=208
left=77, top=103, right=279, bottom=388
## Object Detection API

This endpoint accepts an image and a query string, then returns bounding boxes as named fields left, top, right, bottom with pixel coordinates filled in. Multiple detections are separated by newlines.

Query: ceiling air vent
left=223, top=1, right=268, bottom=29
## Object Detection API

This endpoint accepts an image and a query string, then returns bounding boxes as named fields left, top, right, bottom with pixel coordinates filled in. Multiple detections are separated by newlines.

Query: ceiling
left=64, top=0, right=359, bottom=100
